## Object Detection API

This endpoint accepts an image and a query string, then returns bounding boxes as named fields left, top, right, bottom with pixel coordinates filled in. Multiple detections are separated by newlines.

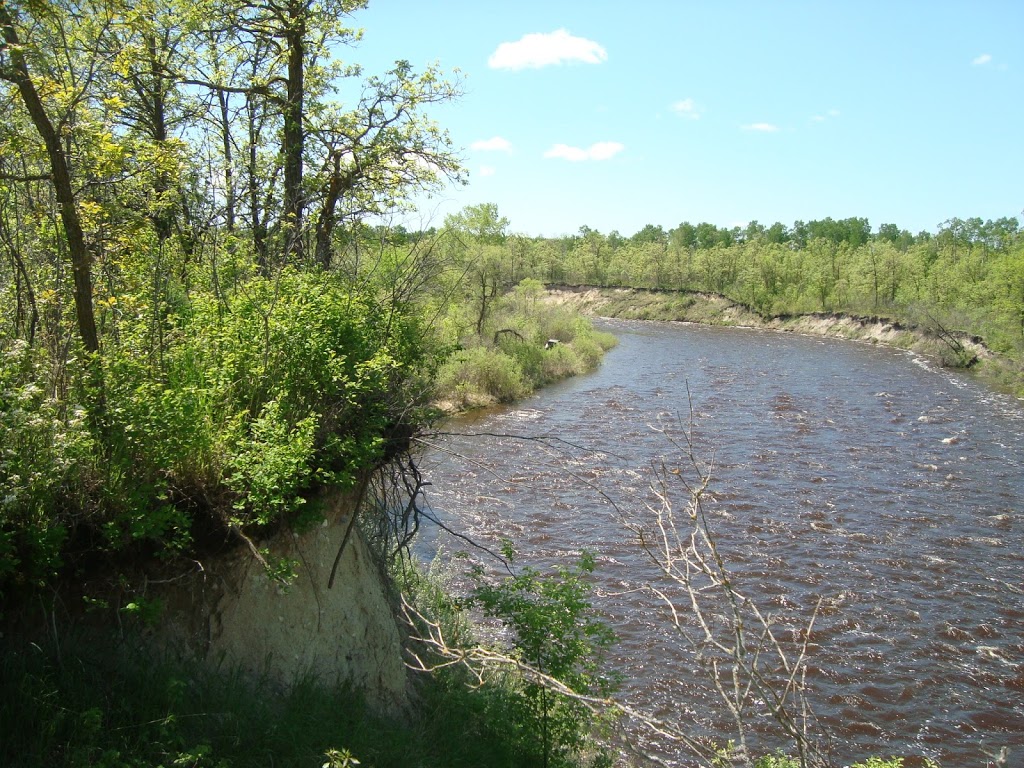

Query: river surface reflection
left=417, top=319, right=1024, bottom=766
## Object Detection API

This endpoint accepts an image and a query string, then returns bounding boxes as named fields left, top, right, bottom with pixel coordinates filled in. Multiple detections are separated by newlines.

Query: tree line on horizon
left=411, top=206, right=1024, bottom=361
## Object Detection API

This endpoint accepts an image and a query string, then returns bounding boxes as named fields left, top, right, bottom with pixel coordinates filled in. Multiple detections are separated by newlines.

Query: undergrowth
left=435, top=279, right=618, bottom=410
left=0, top=625, right=560, bottom=768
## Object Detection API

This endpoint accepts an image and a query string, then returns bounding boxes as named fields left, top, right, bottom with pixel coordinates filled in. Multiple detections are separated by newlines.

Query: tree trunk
left=218, top=89, right=236, bottom=231
left=281, top=0, right=306, bottom=263
left=143, top=32, right=175, bottom=244
left=1, top=5, right=99, bottom=354
left=247, top=94, right=269, bottom=273
left=314, top=152, right=356, bottom=270
left=0, top=211, right=38, bottom=343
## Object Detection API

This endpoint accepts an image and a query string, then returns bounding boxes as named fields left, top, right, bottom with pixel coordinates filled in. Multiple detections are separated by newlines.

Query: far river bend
left=417, top=318, right=1024, bottom=766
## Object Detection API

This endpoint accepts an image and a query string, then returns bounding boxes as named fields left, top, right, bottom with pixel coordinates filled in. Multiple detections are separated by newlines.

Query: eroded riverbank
left=544, top=286, right=1022, bottom=395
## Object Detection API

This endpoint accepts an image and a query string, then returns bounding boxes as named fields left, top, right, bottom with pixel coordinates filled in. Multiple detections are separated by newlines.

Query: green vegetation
left=415, top=215, right=1024, bottom=391
left=0, top=0, right=464, bottom=600
left=0, top=2, right=612, bottom=603
left=468, top=546, right=619, bottom=768
left=0, top=4, right=616, bottom=766
left=1, top=2, right=1018, bottom=766
left=435, top=277, right=618, bottom=410
left=0, top=621, right=593, bottom=768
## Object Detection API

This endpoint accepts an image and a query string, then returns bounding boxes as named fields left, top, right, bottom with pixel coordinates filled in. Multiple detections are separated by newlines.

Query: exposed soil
left=545, top=285, right=998, bottom=372
left=154, top=488, right=410, bottom=714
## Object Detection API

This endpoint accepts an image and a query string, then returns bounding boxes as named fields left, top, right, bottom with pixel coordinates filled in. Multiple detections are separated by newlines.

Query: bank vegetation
left=1, top=1, right=1018, bottom=766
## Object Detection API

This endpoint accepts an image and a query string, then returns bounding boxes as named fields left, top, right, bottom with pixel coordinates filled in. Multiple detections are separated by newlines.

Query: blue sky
left=352, top=1, right=1023, bottom=238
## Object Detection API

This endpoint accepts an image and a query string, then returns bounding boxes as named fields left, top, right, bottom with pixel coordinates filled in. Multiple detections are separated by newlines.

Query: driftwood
left=492, top=328, right=526, bottom=345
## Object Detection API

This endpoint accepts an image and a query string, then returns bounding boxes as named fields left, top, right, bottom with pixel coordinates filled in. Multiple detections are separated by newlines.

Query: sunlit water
left=417, top=319, right=1024, bottom=766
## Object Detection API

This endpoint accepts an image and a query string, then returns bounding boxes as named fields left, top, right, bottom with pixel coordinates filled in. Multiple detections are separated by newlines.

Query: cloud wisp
left=743, top=122, right=779, bottom=132
left=972, top=53, right=993, bottom=66
left=671, top=98, right=702, bottom=119
left=471, top=136, right=513, bottom=152
left=489, top=29, right=607, bottom=70
left=811, top=108, right=841, bottom=122
left=543, top=141, right=624, bottom=161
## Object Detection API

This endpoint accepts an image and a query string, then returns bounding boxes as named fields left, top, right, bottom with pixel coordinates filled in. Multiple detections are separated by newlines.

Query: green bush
left=0, top=341, right=95, bottom=589
left=469, top=547, right=619, bottom=768
left=498, top=337, right=547, bottom=387
left=0, top=628, right=562, bottom=768
left=568, top=335, right=603, bottom=371
left=1, top=270, right=436, bottom=596
left=435, top=346, right=529, bottom=405
left=539, top=343, right=582, bottom=383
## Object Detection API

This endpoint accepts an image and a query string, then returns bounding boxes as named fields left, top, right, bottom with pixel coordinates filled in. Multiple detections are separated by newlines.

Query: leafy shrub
left=539, top=343, right=582, bottom=383
left=469, top=547, right=618, bottom=768
left=435, top=346, right=529, bottom=406
left=537, top=307, right=584, bottom=345
left=224, top=400, right=317, bottom=527
left=568, top=336, right=603, bottom=371
left=508, top=340, right=547, bottom=386
left=1, top=270, right=436, bottom=595
left=0, top=341, right=94, bottom=589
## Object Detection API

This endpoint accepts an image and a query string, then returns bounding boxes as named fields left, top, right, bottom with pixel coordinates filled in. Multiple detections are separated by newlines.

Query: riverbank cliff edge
left=545, top=285, right=1024, bottom=395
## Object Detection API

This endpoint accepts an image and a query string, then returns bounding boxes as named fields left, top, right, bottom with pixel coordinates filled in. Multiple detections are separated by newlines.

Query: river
left=416, top=318, right=1024, bottom=766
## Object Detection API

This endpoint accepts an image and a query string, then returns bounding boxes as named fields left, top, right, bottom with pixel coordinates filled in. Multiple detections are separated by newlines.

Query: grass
left=0, top=625, right=554, bottom=768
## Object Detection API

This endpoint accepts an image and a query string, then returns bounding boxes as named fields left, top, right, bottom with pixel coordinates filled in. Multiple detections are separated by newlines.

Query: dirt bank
left=545, top=285, right=999, bottom=373
left=155, top=488, right=410, bottom=714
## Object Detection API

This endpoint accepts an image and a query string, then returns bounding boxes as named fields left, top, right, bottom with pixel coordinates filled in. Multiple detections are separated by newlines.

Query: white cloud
left=544, top=144, right=588, bottom=161
left=488, top=29, right=607, bottom=70
left=671, top=98, right=702, bottom=119
left=972, top=53, right=992, bottom=66
left=478, top=165, right=496, bottom=177
left=812, top=108, right=840, bottom=122
left=401, top=153, right=442, bottom=174
left=588, top=141, right=624, bottom=160
left=743, top=122, right=779, bottom=132
left=543, top=141, right=624, bottom=161
left=471, top=136, right=512, bottom=152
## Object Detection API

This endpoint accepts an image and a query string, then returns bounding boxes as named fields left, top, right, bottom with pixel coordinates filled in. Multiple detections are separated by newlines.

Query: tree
left=177, top=0, right=461, bottom=271
left=626, top=424, right=828, bottom=767
left=0, top=1, right=99, bottom=353
left=575, top=225, right=608, bottom=285
left=309, top=60, right=462, bottom=269
left=990, top=244, right=1024, bottom=339
left=446, top=202, right=509, bottom=244
left=630, top=222, right=667, bottom=246
left=743, top=219, right=765, bottom=242
left=469, top=547, right=618, bottom=768
left=445, top=203, right=510, bottom=335
left=765, top=221, right=789, bottom=244
left=231, top=0, right=369, bottom=263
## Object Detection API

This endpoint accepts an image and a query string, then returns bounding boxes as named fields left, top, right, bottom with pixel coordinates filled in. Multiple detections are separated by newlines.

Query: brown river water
left=416, top=319, right=1024, bottom=766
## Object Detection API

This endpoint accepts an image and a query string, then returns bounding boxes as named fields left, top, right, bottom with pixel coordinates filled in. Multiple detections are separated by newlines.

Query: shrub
left=435, top=347, right=529, bottom=406
left=0, top=270, right=436, bottom=596
left=539, top=344, right=582, bottom=383
left=0, top=341, right=95, bottom=589
left=469, top=547, right=618, bottom=768
left=568, top=336, right=603, bottom=371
